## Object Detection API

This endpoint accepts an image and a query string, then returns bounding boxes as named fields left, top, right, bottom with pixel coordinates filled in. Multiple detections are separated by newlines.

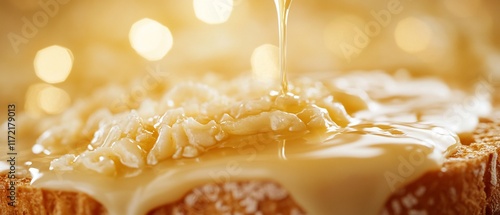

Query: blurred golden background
left=0, top=0, right=499, bottom=120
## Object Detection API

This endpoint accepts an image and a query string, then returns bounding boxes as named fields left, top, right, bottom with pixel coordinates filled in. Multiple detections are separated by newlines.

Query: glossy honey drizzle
left=274, top=0, right=293, bottom=94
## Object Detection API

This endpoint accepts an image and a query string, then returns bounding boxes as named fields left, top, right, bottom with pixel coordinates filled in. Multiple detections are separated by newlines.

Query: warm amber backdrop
left=0, top=0, right=499, bottom=119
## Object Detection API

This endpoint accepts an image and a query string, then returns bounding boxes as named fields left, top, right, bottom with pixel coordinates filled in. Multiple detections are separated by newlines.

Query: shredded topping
left=31, top=71, right=491, bottom=176
left=37, top=76, right=354, bottom=176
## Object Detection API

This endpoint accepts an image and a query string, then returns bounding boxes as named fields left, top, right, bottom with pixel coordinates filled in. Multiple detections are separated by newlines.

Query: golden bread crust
left=383, top=118, right=500, bottom=215
left=1, top=176, right=107, bottom=215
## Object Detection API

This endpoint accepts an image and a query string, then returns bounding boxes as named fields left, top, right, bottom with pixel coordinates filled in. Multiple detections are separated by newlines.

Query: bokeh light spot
left=129, top=18, right=173, bottom=61
left=251, top=44, right=279, bottom=82
left=193, top=0, right=233, bottom=24
left=34, top=45, right=74, bottom=84
left=25, top=83, right=71, bottom=115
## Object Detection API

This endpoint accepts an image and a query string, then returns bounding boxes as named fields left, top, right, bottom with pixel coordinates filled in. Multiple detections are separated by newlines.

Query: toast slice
left=1, top=118, right=499, bottom=215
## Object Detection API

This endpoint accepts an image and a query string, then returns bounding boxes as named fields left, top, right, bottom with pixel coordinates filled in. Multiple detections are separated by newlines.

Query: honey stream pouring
left=274, top=0, right=293, bottom=94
